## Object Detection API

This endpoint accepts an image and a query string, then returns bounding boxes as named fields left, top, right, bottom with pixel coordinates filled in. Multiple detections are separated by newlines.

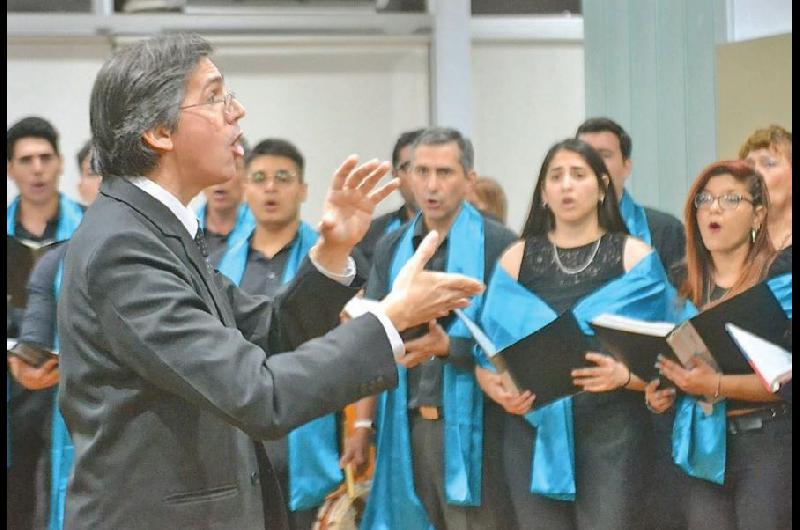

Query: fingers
left=398, top=350, right=431, bottom=369
left=367, top=178, right=400, bottom=205
left=405, top=231, right=440, bottom=275
left=343, top=159, right=381, bottom=190
left=356, top=161, right=392, bottom=194
left=584, top=351, right=613, bottom=365
left=331, top=155, right=360, bottom=191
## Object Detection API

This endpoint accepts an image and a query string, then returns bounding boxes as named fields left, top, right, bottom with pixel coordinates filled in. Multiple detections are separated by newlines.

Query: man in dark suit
left=57, top=33, right=482, bottom=530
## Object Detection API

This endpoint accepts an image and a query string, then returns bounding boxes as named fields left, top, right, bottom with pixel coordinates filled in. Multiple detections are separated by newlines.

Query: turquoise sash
left=478, top=250, right=681, bottom=500
left=6, top=194, right=82, bottom=479
left=6, top=194, right=84, bottom=242
left=217, top=221, right=342, bottom=510
left=197, top=202, right=256, bottom=249
left=672, top=273, right=793, bottom=485
left=49, top=261, right=73, bottom=530
left=362, top=203, right=486, bottom=530
left=619, top=190, right=652, bottom=246
left=385, top=216, right=402, bottom=235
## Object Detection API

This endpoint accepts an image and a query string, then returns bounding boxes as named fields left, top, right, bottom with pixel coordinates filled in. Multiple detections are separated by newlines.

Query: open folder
left=726, top=323, right=792, bottom=393
left=589, top=280, right=790, bottom=379
left=455, top=309, right=591, bottom=408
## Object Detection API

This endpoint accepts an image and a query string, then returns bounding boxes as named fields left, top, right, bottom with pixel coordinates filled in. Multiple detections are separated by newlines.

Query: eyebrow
left=201, top=74, right=224, bottom=93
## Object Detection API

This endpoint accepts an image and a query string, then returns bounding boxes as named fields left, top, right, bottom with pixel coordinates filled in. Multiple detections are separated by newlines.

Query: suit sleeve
left=86, top=230, right=398, bottom=440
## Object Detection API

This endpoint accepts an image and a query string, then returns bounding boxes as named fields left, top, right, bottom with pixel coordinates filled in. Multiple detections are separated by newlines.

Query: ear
left=7, top=161, right=14, bottom=179
left=141, top=124, right=174, bottom=153
left=466, top=169, right=477, bottom=185
left=601, top=173, right=611, bottom=190
left=622, top=157, right=632, bottom=177
left=300, top=181, right=309, bottom=203
left=753, top=205, right=766, bottom=230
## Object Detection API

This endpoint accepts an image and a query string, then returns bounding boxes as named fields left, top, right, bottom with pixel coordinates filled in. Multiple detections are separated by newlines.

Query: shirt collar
left=129, top=177, right=199, bottom=238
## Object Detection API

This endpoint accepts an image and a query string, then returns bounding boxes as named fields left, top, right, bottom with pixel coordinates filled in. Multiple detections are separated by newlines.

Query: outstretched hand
left=380, top=231, right=485, bottom=331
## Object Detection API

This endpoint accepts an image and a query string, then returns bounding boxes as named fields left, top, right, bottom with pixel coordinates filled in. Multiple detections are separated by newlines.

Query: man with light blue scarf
left=359, top=127, right=517, bottom=530
left=6, top=116, right=83, bottom=530
left=212, top=138, right=336, bottom=529
left=197, top=136, right=255, bottom=258
left=577, top=117, right=686, bottom=272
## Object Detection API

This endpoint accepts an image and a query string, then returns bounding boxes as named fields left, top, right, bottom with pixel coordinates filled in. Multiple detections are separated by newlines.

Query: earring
left=599, top=195, right=605, bottom=203
left=751, top=228, right=757, bottom=243
left=542, top=201, right=548, bottom=209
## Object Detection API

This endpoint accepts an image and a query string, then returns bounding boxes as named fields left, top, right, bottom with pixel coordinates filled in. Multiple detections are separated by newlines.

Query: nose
left=708, top=197, right=724, bottom=212
left=227, top=97, right=246, bottom=123
left=31, top=156, right=44, bottom=174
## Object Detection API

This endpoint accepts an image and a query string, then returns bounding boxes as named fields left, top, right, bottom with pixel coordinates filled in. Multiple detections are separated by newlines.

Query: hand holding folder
left=590, top=280, right=790, bottom=384
left=456, top=309, right=593, bottom=409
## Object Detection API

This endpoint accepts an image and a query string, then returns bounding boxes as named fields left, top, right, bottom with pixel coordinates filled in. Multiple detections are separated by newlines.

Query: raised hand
left=380, top=231, right=484, bottom=331
left=313, top=156, right=398, bottom=272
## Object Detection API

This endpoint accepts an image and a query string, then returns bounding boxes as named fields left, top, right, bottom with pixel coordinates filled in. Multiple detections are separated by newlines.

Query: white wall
left=728, top=0, right=792, bottom=42
left=472, top=41, right=585, bottom=234
left=6, top=33, right=586, bottom=234
left=208, top=36, right=429, bottom=224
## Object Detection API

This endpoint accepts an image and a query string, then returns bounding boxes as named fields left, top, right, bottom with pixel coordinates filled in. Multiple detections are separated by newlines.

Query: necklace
left=552, top=237, right=602, bottom=275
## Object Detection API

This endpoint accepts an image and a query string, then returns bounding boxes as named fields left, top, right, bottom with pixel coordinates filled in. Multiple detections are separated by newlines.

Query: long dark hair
left=521, top=138, right=628, bottom=238
left=681, top=160, right=775, bottom=308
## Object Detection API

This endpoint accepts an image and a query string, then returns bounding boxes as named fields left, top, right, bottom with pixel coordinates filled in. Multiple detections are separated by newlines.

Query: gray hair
left=90, top=33, right=213, bottom=178
left=412, top=127, right=474, bottom=173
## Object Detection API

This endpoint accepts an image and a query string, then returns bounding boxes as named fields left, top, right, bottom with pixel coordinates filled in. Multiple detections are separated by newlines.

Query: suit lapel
left=101, top=178, right=237, bottom=326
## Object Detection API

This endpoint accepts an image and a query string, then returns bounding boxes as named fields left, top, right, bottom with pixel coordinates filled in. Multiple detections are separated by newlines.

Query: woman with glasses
left=475, top=138, right=685, bottom=530
left=651, top=160, right=791, bottom=530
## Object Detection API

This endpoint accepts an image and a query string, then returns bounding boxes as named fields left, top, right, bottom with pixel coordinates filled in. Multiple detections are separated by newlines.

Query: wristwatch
left=353, top=419, right=375, bottom=432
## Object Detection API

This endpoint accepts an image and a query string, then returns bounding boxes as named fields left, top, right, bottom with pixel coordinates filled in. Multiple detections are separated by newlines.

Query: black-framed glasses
left=180, top=92, right=238, bottom=117
left=694, top=192, right=754, bottom=211
left=248, top=169, right=298, bottom=186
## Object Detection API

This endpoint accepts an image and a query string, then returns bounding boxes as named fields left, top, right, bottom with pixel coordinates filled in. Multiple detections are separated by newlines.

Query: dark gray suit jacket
left=57, top=178, right=398, bottom=529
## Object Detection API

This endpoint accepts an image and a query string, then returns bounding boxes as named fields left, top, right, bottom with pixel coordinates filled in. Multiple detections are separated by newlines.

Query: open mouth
left=708, top=222, right=722, bottom=232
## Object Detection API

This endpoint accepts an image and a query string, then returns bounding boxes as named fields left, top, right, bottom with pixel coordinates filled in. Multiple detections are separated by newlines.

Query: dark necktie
left=194, top=227, right=209, bottom=258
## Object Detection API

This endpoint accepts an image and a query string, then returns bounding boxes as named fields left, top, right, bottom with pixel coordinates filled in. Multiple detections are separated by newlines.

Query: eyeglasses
left=694, top=192, right=754, bottom=211
left=179, top=91, right=238, bottom=118
left=248, top=169, right=298, bottom=186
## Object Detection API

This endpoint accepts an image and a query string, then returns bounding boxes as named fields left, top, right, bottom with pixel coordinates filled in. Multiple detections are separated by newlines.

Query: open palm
left=318, top=156, right=397, bottom=249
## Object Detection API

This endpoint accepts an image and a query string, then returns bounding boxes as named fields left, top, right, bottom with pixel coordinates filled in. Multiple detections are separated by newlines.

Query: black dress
left=502, top=232, right=651, bottom=530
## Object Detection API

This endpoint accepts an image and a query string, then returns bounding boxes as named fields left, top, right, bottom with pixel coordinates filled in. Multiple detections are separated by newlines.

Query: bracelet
left=713, top=373, right=722, bottom=399
left=620, top=366, right=632, bottom=389
left=353, top=419, right=375, bottom=431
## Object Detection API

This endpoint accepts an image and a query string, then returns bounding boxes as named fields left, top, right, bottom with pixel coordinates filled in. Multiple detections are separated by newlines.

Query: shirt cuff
left=309, top=253, right=356, bottom=286
left=343, top=297, right=405, bottom=361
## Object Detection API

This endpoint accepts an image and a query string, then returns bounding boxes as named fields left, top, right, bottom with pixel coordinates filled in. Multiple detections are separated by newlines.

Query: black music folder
left=495, top=311, right=593, bottom=408
left=589, top=280, right=790, bottom=378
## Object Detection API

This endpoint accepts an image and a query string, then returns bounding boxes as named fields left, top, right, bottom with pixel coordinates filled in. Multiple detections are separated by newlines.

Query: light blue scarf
left=478, top=250, right=683, bottom=500
left=619, top=190, right=652, bottom=246
left=197, top=202, right=256, bottom=249
left=6, top=193, right=82, bottom=481
left=6, top=194, right=83, bottom=242
left=672, top=272, right=793, bottom=485
left=362, top=202, right=486, bottom=530
left=217, top=221, right=342, bottom=510
left=49, top=261, right=73, bottom=530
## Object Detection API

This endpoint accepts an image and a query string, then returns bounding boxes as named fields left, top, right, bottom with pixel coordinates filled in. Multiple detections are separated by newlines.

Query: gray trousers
left=410, top=403, right=515, bottom=530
